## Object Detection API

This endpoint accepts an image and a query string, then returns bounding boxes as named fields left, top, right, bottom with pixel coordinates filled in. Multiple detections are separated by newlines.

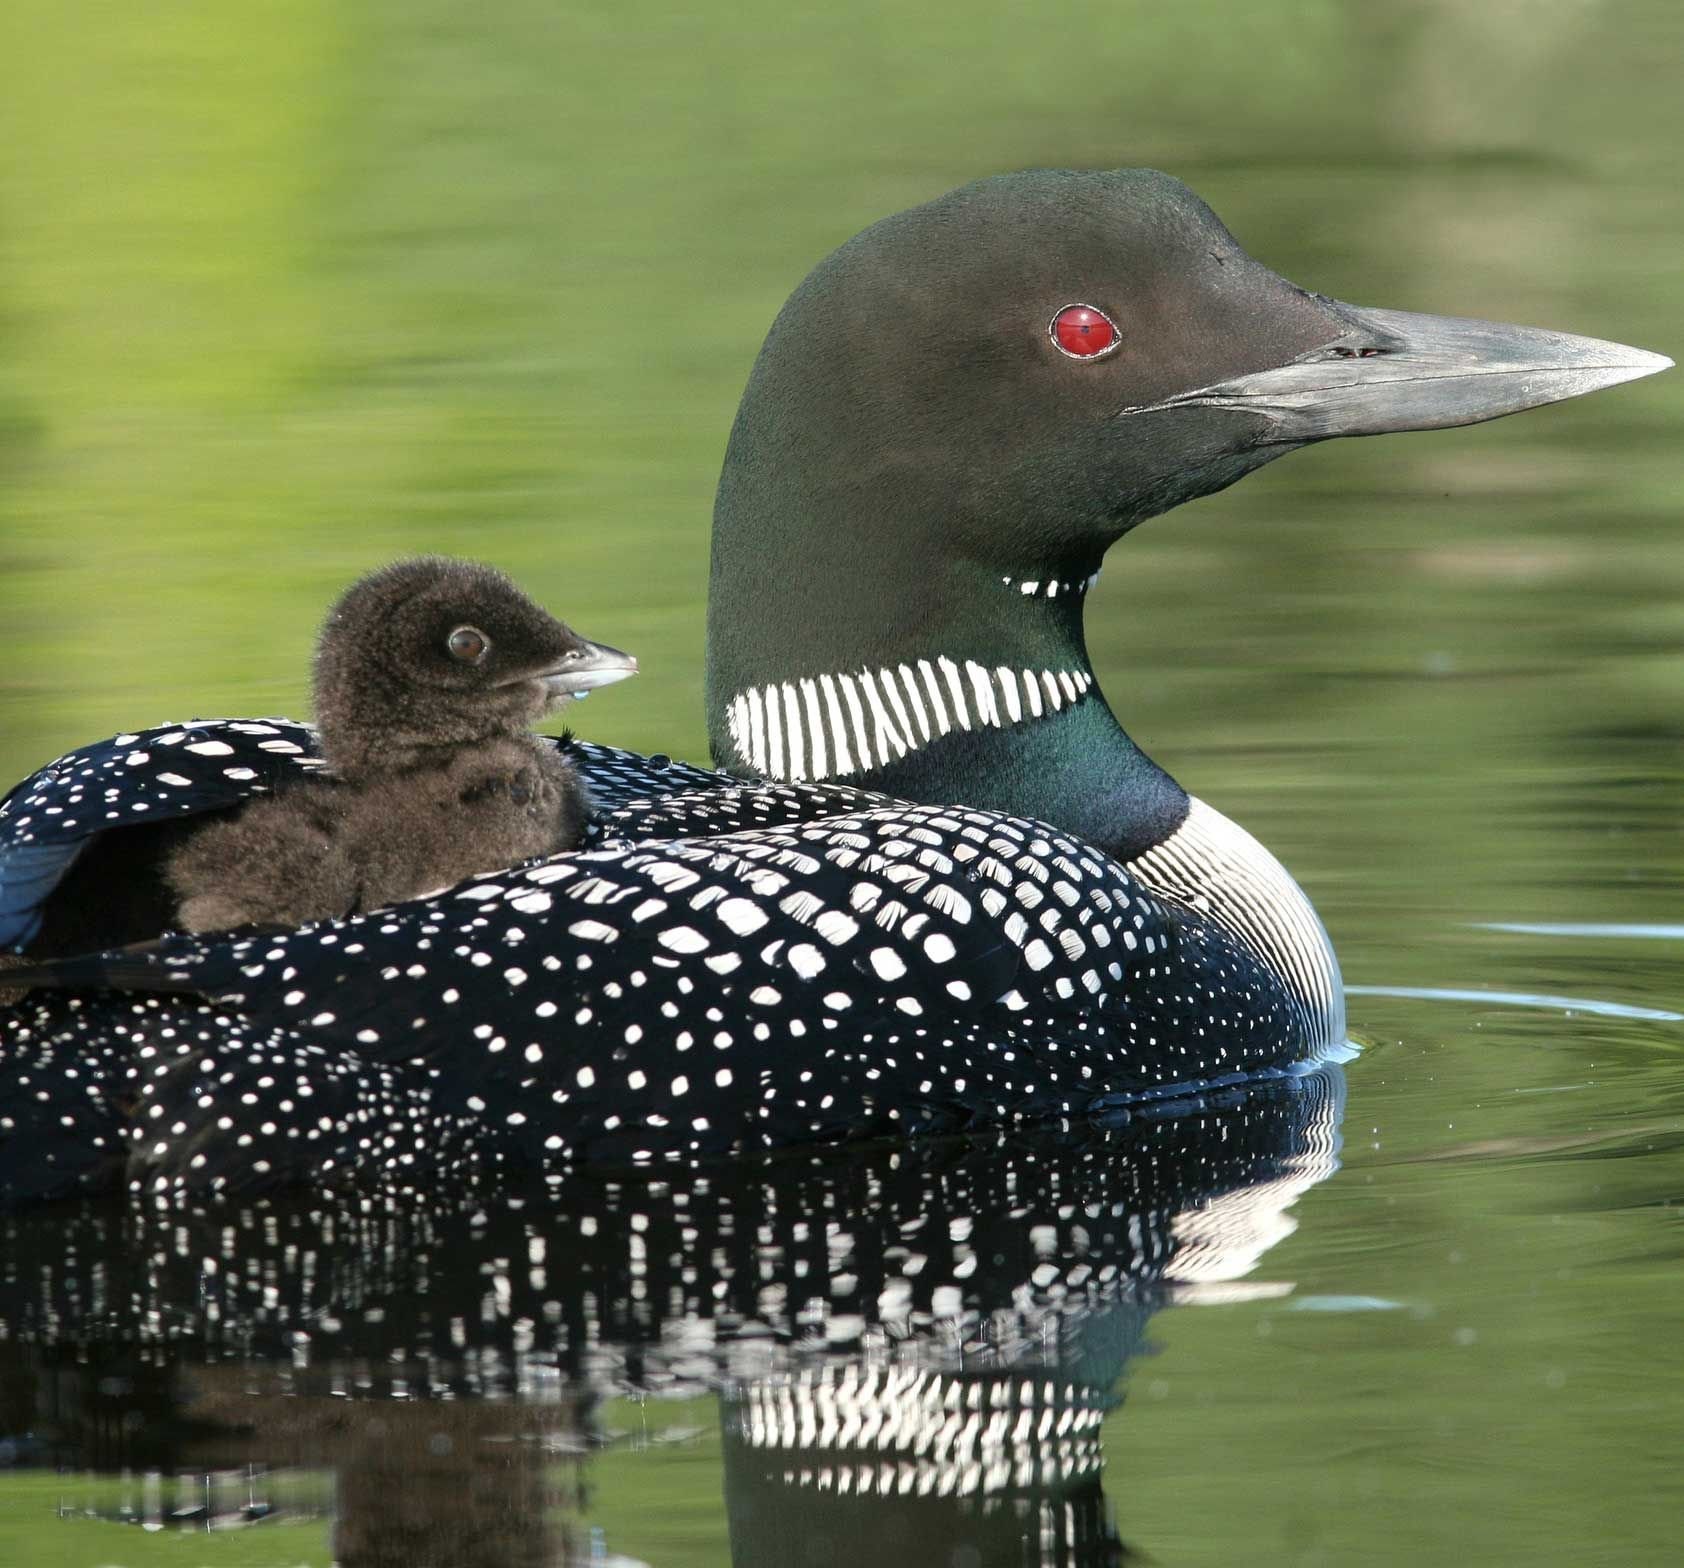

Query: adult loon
left=166, top=556, right=635, bottom=932
left=0, top=168, right=1668, bottom=1199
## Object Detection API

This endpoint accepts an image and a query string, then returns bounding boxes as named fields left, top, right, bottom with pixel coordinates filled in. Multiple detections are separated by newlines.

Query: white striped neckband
left=723, top=658, right=1095, bottom=782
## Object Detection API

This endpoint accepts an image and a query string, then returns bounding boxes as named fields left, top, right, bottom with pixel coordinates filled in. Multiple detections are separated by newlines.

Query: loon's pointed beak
left=541, top=637, right=639, bottom=701
left=1146, top=303, right=1672, bottom=443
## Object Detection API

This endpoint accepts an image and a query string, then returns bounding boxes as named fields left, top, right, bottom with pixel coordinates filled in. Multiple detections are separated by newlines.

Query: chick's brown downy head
left=312, top=557, right=636, bottom=776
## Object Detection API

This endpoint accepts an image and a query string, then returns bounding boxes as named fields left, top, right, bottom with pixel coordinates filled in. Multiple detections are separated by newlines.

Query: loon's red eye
left=1049, top=303, right=1119, bottom=360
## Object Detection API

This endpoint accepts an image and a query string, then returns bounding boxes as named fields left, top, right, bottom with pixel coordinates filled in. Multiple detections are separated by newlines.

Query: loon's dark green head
left=706, top=167, right=1670, bottom=857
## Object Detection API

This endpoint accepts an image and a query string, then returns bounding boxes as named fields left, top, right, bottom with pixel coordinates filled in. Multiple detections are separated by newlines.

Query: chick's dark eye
left=447, top=626, right=488, bottom=663
left=1049, top=303, right=1119, bottom=360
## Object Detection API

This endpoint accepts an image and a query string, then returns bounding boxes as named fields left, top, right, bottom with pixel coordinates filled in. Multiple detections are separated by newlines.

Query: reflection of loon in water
left=0, top=1068, right=1342, bottom=1565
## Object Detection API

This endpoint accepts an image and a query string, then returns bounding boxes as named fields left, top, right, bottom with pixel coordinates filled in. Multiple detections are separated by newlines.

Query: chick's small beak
left=540, top=636, right=639, bottom=702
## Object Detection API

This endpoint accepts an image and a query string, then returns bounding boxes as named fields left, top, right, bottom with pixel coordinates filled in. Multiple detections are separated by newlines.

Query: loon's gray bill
left=1143, top=304, right=1673, bottom=442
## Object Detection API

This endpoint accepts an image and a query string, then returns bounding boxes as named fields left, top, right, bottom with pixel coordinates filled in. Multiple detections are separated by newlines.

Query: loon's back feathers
left=2, top=725, right=1325, bottom=1199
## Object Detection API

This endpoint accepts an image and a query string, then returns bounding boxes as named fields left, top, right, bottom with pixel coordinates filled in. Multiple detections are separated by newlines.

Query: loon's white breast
left=1125, top=796, right=1345, bottom=1047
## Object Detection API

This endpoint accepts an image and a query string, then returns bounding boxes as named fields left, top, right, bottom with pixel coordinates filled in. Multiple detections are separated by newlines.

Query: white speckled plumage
left=0, top=718, right=1341, bottom=1197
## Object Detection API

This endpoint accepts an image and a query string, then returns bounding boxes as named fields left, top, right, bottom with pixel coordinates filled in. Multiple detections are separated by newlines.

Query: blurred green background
left=1, top=0, right=1677, bottom=815
left=0, top=1, right=1681, bottom=1564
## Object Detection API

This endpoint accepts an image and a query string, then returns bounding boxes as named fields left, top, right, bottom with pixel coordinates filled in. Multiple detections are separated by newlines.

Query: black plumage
left=164, top=557, right=636, bottom=932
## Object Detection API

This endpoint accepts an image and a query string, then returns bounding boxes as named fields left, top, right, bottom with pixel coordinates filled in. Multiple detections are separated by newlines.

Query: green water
left=1, top=1, right=1681, bottom=1563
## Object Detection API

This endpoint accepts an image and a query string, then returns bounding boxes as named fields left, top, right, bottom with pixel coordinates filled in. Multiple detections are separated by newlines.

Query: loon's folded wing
left=0, top=717, right=324, bottom=953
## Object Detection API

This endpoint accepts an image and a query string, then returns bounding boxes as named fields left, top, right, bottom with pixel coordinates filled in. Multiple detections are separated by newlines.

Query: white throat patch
left=725, top=658, right=1094, bottom=781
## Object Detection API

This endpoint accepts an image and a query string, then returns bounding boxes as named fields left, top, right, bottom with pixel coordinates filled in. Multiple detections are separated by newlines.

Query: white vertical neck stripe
left=937, top=657, right=970, bottom=732
left=765, top=683, right=785, bottom=778
left=799, top=679, right=826, bottom=780
left=918, top=662, right=951, bottom=736
left=726, top=657, right=1095, bottom=781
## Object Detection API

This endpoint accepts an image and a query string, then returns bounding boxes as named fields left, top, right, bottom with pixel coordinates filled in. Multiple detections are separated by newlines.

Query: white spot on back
left=787, top=943, right=825, bottom=979
left=814, top=910, right=858, bottom=945
left=716, top=897, right=769, bottom=937
left=870, top=947, right=907, bottom=981
left=658, top=925, right=709, bottom=954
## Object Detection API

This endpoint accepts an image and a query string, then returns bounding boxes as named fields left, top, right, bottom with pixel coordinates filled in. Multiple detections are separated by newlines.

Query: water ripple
left=1474, top=922, right=1684, bottom=941
left=1345, top=985, right=1683, bottom=1023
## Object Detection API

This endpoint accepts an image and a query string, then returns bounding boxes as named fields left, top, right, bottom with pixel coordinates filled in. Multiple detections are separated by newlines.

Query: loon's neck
left=706, top=556, right=1189, bottom=861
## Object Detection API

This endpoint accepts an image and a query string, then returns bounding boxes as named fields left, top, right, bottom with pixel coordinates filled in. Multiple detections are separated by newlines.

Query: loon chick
left=166, top=556, right=637, bottom=932
left=0, top=168, right=1669, bottom=1198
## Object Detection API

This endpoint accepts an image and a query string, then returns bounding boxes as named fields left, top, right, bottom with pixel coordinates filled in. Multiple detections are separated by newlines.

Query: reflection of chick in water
left=165, top=557, right=636, bottom=932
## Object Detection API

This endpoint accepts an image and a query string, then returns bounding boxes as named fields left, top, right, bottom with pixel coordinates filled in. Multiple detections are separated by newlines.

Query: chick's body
left=163, top=558, right=632, bottom=933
